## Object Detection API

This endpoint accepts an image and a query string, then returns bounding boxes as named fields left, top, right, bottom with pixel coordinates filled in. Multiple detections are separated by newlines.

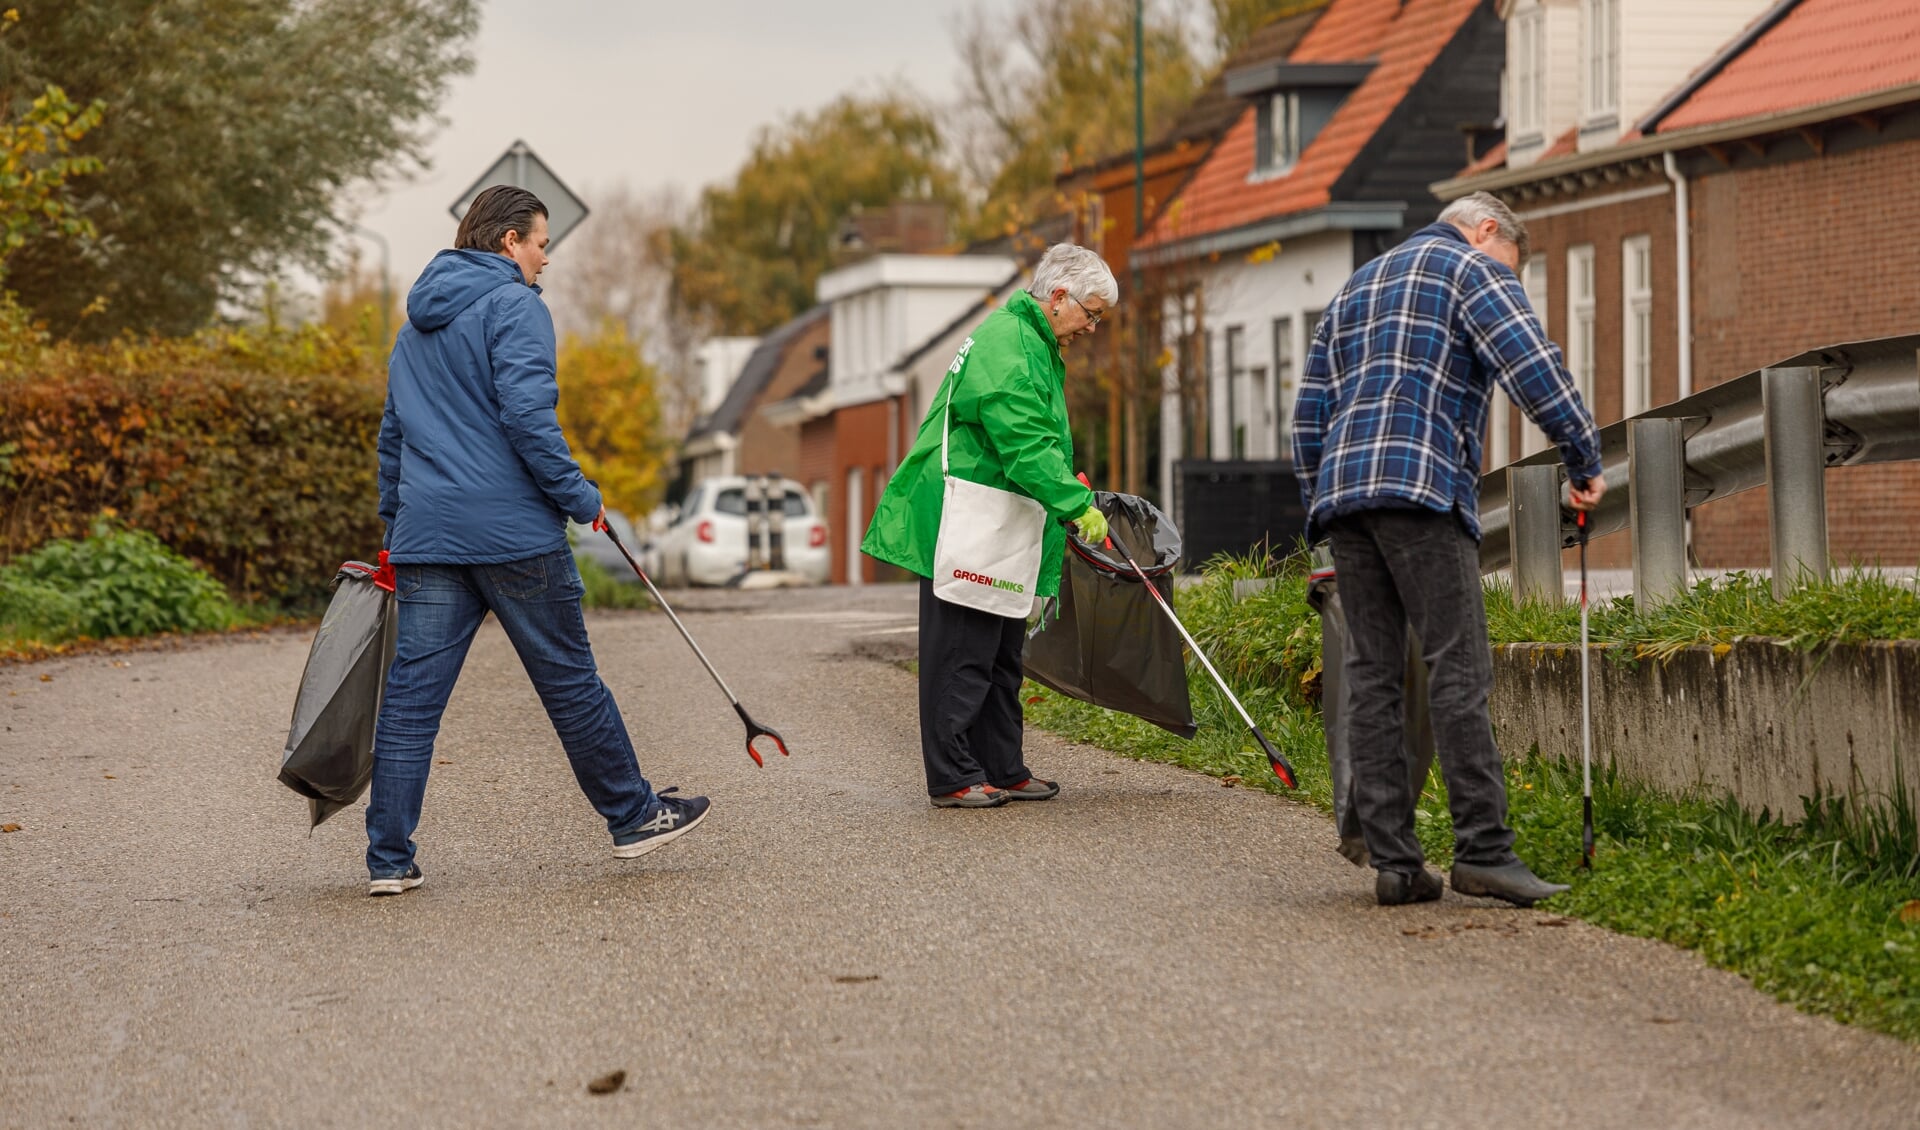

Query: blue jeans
left=366, top=548, right=655, bottom=878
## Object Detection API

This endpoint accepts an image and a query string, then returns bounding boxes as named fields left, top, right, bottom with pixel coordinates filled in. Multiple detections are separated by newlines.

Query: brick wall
left=1689, top=139, right=1920, bottom=568
left=829, top=399, right=900, bottom=585
left=1510, top=173, right=1678, bottom=570
left=736, top=318, right=829, bottom=482
left=1496, top=137, right=1920, bottom=573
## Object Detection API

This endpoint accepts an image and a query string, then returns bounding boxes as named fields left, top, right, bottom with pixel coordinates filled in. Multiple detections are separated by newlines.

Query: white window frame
left=1583, top=0, right=1620, bottom=120
left=1621, top=234, right=1653, bottom=417
left=1567, top=244, right=1597, bottom=414
left=1512, top=6, right=1546, bottom=139
left=1271, top=315, right=1295, bottom=456
left=1514, top=260, right=1552, bottom=458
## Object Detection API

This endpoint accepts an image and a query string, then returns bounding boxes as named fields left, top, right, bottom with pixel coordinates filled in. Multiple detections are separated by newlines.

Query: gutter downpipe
left=1663, top=151, right=1693, bottom=401
left=1663, top=149, right=1694, bottom=562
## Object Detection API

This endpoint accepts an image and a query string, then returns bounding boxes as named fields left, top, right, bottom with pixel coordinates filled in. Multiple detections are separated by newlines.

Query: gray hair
left=1438, top=191, right=1531, bottom=264
left=1027, top=243, right=1120, bottom=306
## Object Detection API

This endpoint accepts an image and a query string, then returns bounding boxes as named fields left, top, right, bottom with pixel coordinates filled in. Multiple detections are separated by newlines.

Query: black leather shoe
left=1449, top=860, right=1569, bottom=907
left=1376, top=868, right=1444, bottom=906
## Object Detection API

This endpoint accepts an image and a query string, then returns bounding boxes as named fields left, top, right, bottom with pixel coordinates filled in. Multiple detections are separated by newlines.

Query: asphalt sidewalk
left=2, top=585, right=1916, bottom=1128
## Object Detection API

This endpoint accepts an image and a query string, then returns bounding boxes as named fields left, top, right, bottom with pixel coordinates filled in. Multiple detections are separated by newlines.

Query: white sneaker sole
left=612, top=806, right=709, bottom=859
left=367, top=874, right=425, bottom=897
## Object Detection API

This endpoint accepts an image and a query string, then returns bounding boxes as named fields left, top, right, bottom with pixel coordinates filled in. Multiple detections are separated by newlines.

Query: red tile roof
left=1658, top=0, right=1920, bottom=132
left=1140, top=0, right=1484, bottom=249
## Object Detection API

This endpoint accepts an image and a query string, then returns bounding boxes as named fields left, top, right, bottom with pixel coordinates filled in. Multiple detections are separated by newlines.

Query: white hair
left=1027, top=243, right=1119, bottom=306
left=1437, top=191, right=1531, bottom=263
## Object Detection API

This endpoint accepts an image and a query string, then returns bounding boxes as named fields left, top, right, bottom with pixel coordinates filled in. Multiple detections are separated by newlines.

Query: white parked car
left=655, top=476, right=829, bottom=587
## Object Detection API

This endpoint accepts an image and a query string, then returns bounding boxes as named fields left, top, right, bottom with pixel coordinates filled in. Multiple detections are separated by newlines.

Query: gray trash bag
left=1306, top=552, right=1435, bottom=867
left=278, top=559, right=397, bottom=828
left=1024, top=492, right=1196, bottom=738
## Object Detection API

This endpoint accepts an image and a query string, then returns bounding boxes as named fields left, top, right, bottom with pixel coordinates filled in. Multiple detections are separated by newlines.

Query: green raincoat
left=861, top=290, right=1094, bottom=599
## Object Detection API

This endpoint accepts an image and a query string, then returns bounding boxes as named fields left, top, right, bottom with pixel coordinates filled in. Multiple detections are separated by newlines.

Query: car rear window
left=713, top=489, right=811, bottom=518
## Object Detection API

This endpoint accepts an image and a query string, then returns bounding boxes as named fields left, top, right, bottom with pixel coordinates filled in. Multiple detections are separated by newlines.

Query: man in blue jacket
left=1293, top=192, right=1605, bottom=908
left=366, top=185, right=709, bottom=896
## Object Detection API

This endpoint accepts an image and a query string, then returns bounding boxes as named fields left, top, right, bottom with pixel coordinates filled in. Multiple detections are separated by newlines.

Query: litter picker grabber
left=1577, top=507, right=1594, bottom=868
left=1073, top=476, right=1298, bottom=788
left=596, top=517, right=790, bottom=767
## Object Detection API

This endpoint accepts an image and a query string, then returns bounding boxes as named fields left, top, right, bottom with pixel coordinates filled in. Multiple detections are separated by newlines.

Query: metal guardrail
left=1476, top=332, right=1920, bottom=601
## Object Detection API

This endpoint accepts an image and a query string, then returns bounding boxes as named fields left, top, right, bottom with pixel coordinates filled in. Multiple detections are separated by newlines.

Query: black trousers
left=917, top=576, right=1031, bottom=796
left=1325, top=508, right=1518, bottom=875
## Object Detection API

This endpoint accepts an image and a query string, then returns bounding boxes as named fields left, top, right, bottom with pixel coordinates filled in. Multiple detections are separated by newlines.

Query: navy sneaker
left=368, top=865, right=424, bottom=897
left=612, top=788, right=711, bottom=859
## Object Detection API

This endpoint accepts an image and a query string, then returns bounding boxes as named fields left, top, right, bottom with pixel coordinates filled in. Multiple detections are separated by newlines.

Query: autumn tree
left=0, top=0, right=476, bottom=340
left=554, top=324, right=674, bottom=517
left=1207, top=0, right=1329, bottom=57
left=540, top=183, right=704, bottom=434
left=669, top=90, right=964, bottom=337
left=952, top=0, right=1204, bottom=236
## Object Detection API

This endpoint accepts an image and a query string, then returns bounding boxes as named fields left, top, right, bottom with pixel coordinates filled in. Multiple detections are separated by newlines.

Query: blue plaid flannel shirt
left=1291, top=222, right=1602, bottom=542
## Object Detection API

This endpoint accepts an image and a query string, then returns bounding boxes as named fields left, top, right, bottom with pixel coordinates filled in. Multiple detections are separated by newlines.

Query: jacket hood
left=406, top=249, right=530, bottom=332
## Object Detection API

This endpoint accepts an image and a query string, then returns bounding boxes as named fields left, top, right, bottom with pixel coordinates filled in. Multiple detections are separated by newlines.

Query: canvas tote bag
left=930, top=351, right=1047, bottom=618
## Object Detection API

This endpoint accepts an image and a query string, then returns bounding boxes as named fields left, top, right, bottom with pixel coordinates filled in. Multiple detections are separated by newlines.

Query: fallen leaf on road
left=587, top=1070, right=627, bottom=1095
left=1648, top=1016, right=1681, bottom=1024
left=1221, top=775, right=1242, bottom=788
left=1536, top=917, right=1574, bottom=927
left=103, top=774, right=116, bottom=780
left=833, top=974, right=881, bottom=984
left=1, top=824, right=20, bottom=833
left=38, top=674, right=51, bottom=682
left=1902, top=901, right=1920, bottom=925
left=435, top=760, right=452, bottom=766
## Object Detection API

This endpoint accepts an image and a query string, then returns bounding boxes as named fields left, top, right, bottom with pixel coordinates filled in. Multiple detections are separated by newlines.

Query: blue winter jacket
left=378, top=249, right=601, bottom=564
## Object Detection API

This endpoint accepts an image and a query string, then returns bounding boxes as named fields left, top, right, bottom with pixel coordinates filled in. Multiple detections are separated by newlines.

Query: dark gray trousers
left=917, top=576, right=1032, bottom=796
left=1325, top=508, right=1517, bottom=875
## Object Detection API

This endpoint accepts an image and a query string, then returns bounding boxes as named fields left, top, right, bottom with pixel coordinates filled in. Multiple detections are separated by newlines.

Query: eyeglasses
left=1070, top=295, right=1105, bottom=327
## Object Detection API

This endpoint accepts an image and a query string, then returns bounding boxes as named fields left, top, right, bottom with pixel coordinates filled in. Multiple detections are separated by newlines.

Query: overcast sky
left=345, top=0, right=1012, bottom=292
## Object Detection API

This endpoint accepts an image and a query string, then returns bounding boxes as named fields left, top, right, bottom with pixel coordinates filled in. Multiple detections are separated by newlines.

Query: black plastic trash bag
left=1306, top=553, right=1434, bottom=866
left=1024, top=492, right=1196, bottom=738
left=278, top=558, right=397, bottom=827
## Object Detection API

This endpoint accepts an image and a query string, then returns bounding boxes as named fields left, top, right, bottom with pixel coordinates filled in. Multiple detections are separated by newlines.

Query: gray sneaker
left=931, top=784, right=1011, bottom=808
left=368, top=865, right=424, bottom=897
left=1000, top=778, right=1060, bottom=801
left=1450, top=860, right=1569, bottom=907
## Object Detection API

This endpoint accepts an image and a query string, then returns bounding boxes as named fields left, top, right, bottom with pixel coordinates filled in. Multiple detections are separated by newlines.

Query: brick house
left=1050, top=5, right=1329, bottom=498
left=1129, top=0, right=1505, bottom=548
left=764, top=254, right=1017, bottom=585
left=1437, top=0, right=1920, bottom=569
left=679, top=308, right=828, bottom=493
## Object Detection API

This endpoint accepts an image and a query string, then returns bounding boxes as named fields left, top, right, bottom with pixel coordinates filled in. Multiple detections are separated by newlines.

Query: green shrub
left=0, top=324, right=385, bottom=610
left=0, top=519, right=235, bottom=642
left=578, top=556, right=653, bottom=611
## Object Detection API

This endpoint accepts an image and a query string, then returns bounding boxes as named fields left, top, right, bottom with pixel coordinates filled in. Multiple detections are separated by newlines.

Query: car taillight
left=808, top=525, right=827, bottom=548
left=697, top=520, right=715, bottom=544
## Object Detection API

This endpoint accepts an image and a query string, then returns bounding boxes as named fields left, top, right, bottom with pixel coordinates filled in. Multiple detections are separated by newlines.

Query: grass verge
left=1023, top=558, right=1920, bottom=1042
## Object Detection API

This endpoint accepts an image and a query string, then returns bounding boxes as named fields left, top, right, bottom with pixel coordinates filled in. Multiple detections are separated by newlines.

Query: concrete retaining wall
left=1489, top=640, right=1920, bottom=818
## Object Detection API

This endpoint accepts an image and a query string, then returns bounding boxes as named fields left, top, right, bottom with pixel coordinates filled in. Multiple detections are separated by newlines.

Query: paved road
left=3, top=585, right=1917, bottom=1128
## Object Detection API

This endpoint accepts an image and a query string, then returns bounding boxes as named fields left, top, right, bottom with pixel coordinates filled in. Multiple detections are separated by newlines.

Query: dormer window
left=1255, top=89, right=1344, bottom=175
left=1227, top=61, right=1371, bottom=179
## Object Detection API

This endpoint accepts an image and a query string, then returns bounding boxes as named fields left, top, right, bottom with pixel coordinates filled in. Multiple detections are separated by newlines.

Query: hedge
left=0, top=327, right=384, bottom=609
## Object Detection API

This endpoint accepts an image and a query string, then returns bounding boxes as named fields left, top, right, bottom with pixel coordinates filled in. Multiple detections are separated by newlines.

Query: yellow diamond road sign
left=450, top=140, right=590, bottom=248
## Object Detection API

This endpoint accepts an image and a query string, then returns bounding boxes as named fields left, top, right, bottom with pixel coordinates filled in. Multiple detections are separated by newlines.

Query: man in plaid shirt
left=1293, top=192, right=1606, bottom=908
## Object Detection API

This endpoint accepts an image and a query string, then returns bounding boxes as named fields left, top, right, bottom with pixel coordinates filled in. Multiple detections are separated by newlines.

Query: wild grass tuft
left=1023, top=554, right=1920, bottom=1042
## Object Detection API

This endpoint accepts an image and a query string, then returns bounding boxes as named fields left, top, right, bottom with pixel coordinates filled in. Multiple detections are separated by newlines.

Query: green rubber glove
left=1076, top=504, right=1109, bottom=545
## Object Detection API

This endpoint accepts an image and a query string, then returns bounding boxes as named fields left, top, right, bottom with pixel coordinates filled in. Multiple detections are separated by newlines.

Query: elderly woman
left=862, top=243, right=1118, bottom=808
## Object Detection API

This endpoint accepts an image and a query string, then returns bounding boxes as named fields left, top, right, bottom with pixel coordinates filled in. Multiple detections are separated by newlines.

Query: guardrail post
left=1761, top=366, right=1830, bottom=597
left=1508, top=464, right=1564, bottom=605
left=1628, top=418, right=1688, bottom=605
